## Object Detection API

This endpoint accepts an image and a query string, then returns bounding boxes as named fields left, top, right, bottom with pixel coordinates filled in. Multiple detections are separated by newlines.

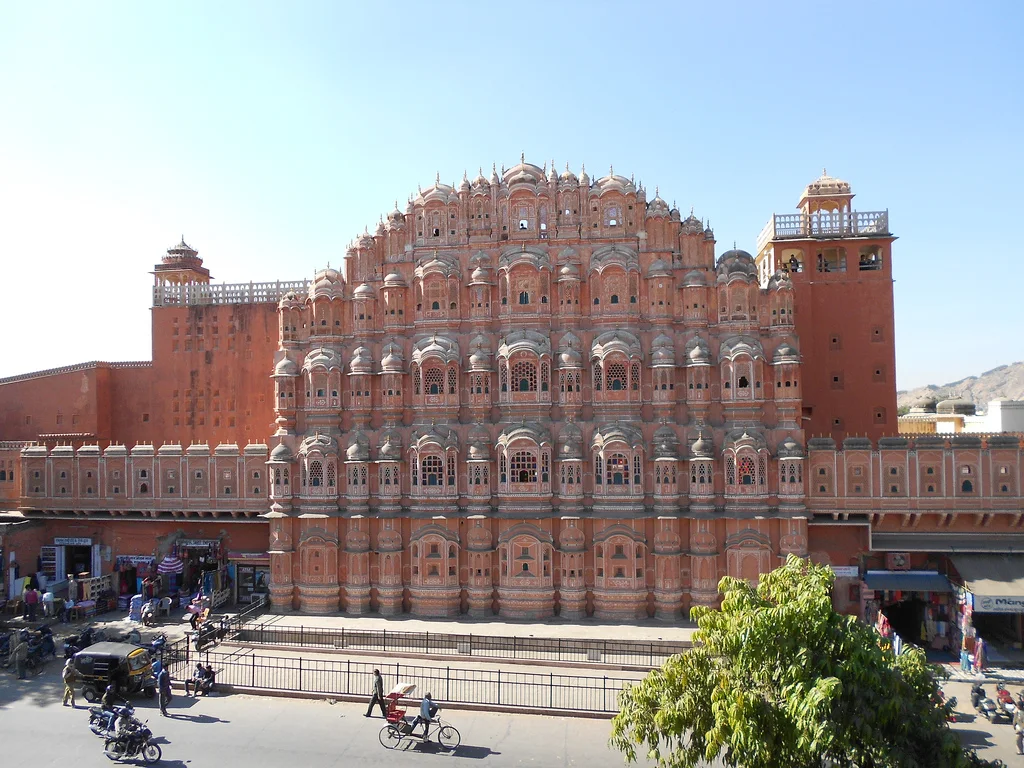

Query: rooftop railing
left=756, top=210, right=889, bottom=254
left=153, top=280, right=311, bottom=307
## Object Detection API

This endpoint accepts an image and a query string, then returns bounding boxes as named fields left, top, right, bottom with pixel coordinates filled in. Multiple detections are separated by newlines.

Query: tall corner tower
left=153, top=237, right=212, bottom=291
left=754, top=171, right=896, bottom=442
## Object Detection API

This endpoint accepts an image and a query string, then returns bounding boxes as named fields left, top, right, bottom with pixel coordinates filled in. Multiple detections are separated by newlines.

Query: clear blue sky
left=1, top=1, right=1021, bottom=389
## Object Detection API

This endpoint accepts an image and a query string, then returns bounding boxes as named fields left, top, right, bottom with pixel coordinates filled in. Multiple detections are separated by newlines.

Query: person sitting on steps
left=184, top=662, right=207, bottom=696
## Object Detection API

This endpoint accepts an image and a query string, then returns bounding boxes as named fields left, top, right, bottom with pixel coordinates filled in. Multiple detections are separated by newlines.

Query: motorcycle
left=995, top=684, right=1017, bottom=721
left=64, top=626, right=99, bottom=658
left=88, top=703, right=138, bottom=737
left=28, top=625, right=57, bottom=660
left=103, top=719, right=161, bottom=764
left=193, top=622, right=227, bottom=653
left=972, top=683, right=1005, bottom=723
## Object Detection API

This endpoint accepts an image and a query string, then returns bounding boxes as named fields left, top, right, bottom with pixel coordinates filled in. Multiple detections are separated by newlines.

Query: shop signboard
left=179, top=539, right=219, bottom=548
left=54, top=537, right=92, bottom=546
left=831, top=566, right=860, bottom=578
left=973, top=594, right=1024, bottom=613
left=116, top=555, right=155, bottom=565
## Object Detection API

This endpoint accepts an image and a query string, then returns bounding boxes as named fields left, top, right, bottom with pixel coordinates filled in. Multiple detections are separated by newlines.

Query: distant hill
left=897, top=361, right=1024, bottom=411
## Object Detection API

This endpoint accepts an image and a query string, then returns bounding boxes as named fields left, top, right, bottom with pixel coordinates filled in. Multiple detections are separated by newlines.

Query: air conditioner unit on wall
left=886, top=552, right=911, bottom=571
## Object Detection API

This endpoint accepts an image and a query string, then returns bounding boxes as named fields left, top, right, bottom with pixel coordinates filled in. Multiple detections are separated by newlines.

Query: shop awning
left=863, top=570, right=952, bottom=593
left=951, top=555, right=1024, bottom=610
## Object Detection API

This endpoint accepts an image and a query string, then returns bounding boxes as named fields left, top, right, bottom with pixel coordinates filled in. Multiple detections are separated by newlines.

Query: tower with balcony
left=755, top=171, right=896, bottom=441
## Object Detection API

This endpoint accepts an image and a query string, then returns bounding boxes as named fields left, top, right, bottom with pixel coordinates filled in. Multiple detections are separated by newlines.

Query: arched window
left=421, top=455, right=443, bottom=486
left=425, top=368, right=443, bottom=395
left=326, top=463, right=336, bottom=488
left=610, top=294, right=619, bottom=304
left=512, top=360, right=537, bottom=392
left=738, top=456, right=755, bottom=485
left=309, top=460, right=324, bottom=487
left=962, top=479, right=974, bottom=493
left=606, top=362, right=627, bottom=390
left=510, top=451, right=537, bottom=484
left=519, top=291, right=530, bottom=305
left=606, top=454, right=630, bottom=485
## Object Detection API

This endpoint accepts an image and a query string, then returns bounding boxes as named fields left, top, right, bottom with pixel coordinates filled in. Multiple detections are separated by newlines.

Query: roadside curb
left=171, top=683, right=616, bottom=719
left=217, top=640, right=657, bottom=674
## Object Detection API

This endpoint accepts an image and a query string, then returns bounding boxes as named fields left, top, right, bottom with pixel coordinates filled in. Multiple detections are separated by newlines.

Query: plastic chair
left=157, top=597, right=172, bottom=617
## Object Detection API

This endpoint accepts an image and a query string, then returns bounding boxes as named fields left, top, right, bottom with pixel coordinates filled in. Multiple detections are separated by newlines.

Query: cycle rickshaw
left=377, top=682, right=461, bottom=751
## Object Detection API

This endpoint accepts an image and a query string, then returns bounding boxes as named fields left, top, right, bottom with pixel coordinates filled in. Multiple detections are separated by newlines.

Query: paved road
left=6, top=661, right=1011, bottom=766
left=0, top=663, right=665, bottom=768
left=946, top=680, right=1024, bottom=765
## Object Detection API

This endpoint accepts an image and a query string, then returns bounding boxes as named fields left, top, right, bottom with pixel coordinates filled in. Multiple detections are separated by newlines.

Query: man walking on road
left=365, top=669, right=387, bottom=718
left=62, top=659, right=77, bottom=706
left=157, top=664, right=173, bottom=717
left=1014, top=700, right=1024, bottom=754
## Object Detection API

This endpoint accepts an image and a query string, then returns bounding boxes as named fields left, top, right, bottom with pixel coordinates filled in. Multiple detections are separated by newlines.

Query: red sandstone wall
left=791, top=238, right=897, bottom=442
left=0, top=366, right=105, bottom=441
left=139, top=304, right=278, bottom=446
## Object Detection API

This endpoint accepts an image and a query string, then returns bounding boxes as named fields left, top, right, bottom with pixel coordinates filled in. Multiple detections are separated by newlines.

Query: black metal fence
left=232, top=624, right=687, bottom=668
left=220, top=595, right=269, bottom=635
left=165, top=647, right=637, bottom=713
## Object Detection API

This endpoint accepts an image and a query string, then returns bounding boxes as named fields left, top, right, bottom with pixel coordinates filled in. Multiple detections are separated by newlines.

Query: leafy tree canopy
left=610, top=554, right=995, bottom=768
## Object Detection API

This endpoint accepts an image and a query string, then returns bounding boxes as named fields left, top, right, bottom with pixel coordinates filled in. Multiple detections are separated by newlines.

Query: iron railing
left=165, top=648, right=638, bottom=713
left=231, top=623, right=687, bottom=668
left=220, top=595, right=269, bottom=635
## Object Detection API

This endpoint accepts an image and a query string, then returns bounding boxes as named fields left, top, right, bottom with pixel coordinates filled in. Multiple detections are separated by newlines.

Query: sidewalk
left=252, top=611, right=697, bottom=644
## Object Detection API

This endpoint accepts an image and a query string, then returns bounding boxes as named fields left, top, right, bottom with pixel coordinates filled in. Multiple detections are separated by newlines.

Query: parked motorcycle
left=64, top=626, right=99, bottom=658
left=995, top=684, right=1017, bottom=721
left=28, top=625, right=57, bottom=660
left=103, top=719, right=161, bottom=764
left=972, top=683, right=1005, bottom=722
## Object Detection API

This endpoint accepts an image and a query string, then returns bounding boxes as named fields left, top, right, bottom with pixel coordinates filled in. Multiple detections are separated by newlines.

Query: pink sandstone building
left=1, top=161, right=1022, bottom=652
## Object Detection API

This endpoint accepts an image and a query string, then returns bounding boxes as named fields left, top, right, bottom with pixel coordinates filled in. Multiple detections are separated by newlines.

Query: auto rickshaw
left=73, top=642, right=156, bottom=702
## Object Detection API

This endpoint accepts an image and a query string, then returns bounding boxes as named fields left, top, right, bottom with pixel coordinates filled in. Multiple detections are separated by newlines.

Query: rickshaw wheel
left=379, top=724, right=402, bottom=749
left=145, top=686, right=156, bottom=699
left=438, top=725, right=461, bottom=750
left=83, top=687, right=99, bottom=703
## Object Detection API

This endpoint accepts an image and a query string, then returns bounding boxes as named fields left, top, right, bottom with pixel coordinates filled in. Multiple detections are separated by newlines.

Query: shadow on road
left=405, top=741, right=501, bottom=759
left=955, top=728, right=996, bottom=749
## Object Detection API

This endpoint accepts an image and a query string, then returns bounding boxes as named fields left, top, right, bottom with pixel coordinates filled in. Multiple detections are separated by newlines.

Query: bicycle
left=379, top=716, right=461, bottom=751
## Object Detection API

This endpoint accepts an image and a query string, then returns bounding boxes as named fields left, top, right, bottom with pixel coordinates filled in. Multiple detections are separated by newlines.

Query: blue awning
left=863, top=570, right=952, bottom=593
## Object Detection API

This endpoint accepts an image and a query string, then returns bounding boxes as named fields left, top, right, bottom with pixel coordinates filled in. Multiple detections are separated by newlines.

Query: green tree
left=610, top=555, right=994, bottom=768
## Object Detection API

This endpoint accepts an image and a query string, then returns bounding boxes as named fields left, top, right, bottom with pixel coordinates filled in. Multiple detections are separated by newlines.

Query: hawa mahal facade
left=2, top=160, right=1022, bottom=619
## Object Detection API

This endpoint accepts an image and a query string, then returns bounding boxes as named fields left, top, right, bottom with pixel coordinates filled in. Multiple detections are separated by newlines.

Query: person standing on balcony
left=364, top=669, right=387, bottom=718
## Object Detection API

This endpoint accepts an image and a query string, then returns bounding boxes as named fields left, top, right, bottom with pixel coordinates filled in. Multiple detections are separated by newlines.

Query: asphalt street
left=0, top=663, right=664, bottom=768
left=7, top=662, right=1018, bottom=766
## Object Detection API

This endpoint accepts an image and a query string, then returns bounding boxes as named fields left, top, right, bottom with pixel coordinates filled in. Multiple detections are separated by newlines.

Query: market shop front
left=862, top=569, right=955, bottom=651
left=228, top=551, right=270, bottom=605
left=951, top=554, right=1024, bottom=664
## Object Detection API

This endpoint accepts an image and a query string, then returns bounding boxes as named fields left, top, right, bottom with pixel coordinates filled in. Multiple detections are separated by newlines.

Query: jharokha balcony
left=756, top=210, right=890, bottom=255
